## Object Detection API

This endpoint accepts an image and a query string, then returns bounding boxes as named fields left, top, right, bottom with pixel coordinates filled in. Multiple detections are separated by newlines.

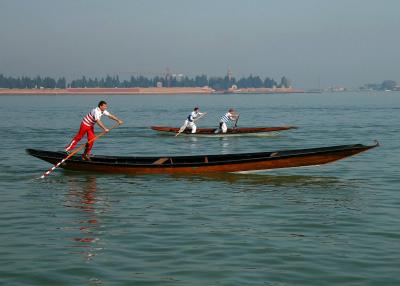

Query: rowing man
left=215, top=108, right=239, bottom=133
left=179, top=107, right=205, bottom=134
left=65, top=101, right=123, bottom=160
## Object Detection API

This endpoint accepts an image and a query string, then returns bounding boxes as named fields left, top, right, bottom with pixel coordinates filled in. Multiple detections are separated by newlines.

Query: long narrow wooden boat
left=151, top=125, right=297, bottom=135
left=27, top=141, right=378, bottom=175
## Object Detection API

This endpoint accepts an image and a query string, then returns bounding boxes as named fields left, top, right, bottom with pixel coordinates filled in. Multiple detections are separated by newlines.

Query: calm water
left=0, top=92, right=399, bottom=285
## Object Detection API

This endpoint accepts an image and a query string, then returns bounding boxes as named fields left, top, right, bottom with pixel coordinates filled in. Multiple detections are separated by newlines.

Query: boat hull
left=151, top=125, right=297, bottom=135
left=27, top=142, right=378, bottom=175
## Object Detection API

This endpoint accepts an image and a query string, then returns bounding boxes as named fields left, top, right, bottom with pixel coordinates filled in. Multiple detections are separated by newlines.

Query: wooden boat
left=151, top=125, right=297, bottom=135
left=27, top=141, right=378, bottom=175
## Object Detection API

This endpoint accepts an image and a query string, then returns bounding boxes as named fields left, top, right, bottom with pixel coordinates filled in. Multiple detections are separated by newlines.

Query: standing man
left=178, top=107, right=206, bottom=134
left=65, top=101, right=123, bottom=160
left=215, top=108, right=239, bottom=133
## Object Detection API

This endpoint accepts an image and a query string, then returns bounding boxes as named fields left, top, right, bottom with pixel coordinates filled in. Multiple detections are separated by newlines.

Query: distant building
left=165, top=67, right=171, bottom=87
left=326, top=86, right=346, bottom=92
left=360, top=80, right=398, bottom=91
left=227, top=68, right=233, bottom=81
left=170, top=73, right=184, bottom=82
left=176, top=74, right=184, bottom=82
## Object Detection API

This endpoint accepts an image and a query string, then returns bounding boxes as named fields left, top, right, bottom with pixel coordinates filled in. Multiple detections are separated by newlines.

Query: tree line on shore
left=0, top=74, right=291, bottom=90
left=360, top=80, right=399, bottom=91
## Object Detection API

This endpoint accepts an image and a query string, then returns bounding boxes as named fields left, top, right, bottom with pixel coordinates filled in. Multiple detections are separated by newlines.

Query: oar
left=175, top=113, right=207, bottom=137
left=175, top=124, right=187, bottom=137
left=194, top=112, right=207, bottom=122
left=234, top=114, right=240, bottom=129
left=38, top=122, right=120, bottom=179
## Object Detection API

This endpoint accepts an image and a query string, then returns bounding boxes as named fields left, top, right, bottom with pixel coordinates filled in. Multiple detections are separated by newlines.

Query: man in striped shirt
left=215, top=108, right=239, bottom=133
left=65, top=101, right=123, bottom=160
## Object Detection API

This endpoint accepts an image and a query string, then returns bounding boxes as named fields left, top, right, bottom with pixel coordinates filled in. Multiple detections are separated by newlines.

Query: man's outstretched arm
left=108, top=113, right=124, bottom=125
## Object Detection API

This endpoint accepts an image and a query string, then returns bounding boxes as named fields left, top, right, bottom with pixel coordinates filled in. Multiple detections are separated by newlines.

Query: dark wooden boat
left=151, top=125, right=297, bottom=135
left=27, top=141, right=378, bottom=175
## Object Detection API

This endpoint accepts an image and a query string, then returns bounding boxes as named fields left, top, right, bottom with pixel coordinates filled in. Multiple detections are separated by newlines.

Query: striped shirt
left=82, top=107, right=110, bottom=127
left=220, top=112, right=234, bottom=123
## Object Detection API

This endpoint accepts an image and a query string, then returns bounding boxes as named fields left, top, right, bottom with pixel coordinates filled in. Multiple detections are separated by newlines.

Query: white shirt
left=187, top=111, right=202, bottom=122
left=82, top=107, right=110, bottom=127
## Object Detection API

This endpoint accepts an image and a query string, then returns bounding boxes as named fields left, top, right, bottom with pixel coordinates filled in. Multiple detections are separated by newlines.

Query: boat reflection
left=64, top=175, right=107, bottom=261
left=167, top=172, right=361, bottom=209
left=169, top=172, right=347, bottom=188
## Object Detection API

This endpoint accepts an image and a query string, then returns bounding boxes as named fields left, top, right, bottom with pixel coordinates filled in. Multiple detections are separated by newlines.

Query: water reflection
left=187, top=136, right=198, bottom=150
left=168, top=172, right=362, bottom=211
left=220, top=137, right=231, bottom=153
left=64, top=175, right=107, bottom=261
left=170, top=172, right=349, bottom=188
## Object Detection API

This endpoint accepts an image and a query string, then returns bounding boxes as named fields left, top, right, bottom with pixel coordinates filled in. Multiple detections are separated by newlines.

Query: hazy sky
left=1, top=0, right=399, bottom=88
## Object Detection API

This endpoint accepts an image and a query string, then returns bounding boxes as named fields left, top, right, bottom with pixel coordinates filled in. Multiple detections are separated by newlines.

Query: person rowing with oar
left=65, top=101, right=123, bottom=160
left=176, top=107, right=206, bottom=136
left=215, top=108, right=239, bottom=133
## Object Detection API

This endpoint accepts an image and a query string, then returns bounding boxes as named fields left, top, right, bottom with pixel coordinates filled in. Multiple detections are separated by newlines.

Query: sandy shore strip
left=0, top=87, right=304, bottom=95
left=0, top=87, right=216, bottom=95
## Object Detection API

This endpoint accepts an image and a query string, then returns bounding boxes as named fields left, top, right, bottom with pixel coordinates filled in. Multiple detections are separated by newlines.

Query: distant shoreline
left=0, top=87, right=304, bottom=95
left=0, top=87, right=214, bottom=95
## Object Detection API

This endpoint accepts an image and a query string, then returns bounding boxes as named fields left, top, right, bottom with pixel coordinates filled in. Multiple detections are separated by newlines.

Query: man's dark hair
left=98, top=101, right=107, bottom=107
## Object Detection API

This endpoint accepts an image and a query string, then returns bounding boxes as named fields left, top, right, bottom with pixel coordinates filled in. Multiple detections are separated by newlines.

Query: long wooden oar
left=194, top=112, right=207, bottom=122
left=38, top=123, right=120, bottom=179
left=175, top=124, right=187, bottom=137
left=175, top=113, right=207, bottom=137
left=234, top=114, right=240, bottom=129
